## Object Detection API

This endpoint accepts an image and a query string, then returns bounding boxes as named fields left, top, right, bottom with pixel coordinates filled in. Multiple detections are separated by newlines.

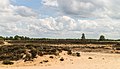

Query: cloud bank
left=0, top=0, right=120, bottom=39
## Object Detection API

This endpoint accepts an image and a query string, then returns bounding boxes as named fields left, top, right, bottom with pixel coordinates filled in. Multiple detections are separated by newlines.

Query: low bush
left=116, top=47, right=120, bottom=50
left=38, top=52, right=43, bottom=56
left=43, top=60, right=49, bottom=63
left=30, top=48, right=37, bottom=58
left=2, top=60, right=14, bottom=65
left=0, top=41, right=4, bottom=44
left=67, top=50, right=72, bottom=55
left=49, top=56, right=54, bottom=59
left=76, top=52, right=80, bottom=57
left=88, top=57, right=92, bottom=59
left=60, top=57, right=64, bottom=61
left=40, top=62, right=43, bottom=64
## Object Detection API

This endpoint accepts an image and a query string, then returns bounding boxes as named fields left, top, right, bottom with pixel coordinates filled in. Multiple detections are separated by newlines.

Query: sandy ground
left=1, top=52, right=120, bottom=69
left=3, top=41, right=12, bottom=45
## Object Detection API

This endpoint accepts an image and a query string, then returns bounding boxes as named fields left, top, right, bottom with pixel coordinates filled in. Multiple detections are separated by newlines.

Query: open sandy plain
left=0, top=52, right=120, bottom=69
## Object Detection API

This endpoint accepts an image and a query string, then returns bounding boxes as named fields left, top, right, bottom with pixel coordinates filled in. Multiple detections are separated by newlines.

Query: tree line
left=0, top=35, right=30, bottom=40
left=0, top=33, right=118, bottom=41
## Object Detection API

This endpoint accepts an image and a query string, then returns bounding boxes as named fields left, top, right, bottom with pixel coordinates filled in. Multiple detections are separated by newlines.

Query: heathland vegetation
left=0, top=33, right=120, bottom=65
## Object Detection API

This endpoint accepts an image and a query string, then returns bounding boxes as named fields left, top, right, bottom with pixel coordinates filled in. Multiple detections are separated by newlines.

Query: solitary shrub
left=67, top=50, right=72, bottom=55
left=38, top=51, right=43, bottom=56
left=71, top=52, right=80, bottom=57
left=49, top=56, right=54, bottom=59
left=76, top=52, right=80, bottom=57
left=88, top=57, right=92, bottom=59
left=40, top=62, right=43, bottom=64
left=2, top=60, right=14, bottom=65
left=60, top=57, right=64, bottom=61
left=43, top=60, right=49, bottom=63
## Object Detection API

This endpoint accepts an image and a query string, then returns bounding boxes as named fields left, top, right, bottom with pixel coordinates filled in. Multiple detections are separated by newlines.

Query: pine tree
left=81, top=33, right=85, bottom=40
left=99, top=35, right=105, bottom=41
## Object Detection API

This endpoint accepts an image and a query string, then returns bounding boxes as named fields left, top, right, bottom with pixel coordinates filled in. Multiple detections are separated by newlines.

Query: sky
left=0, top=0, right=120, bottom=39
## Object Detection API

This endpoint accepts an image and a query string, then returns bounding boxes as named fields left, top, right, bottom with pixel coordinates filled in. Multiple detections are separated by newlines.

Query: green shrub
left=67, top=50, right=72, bottom=55
left=0, top=54, right=13, bottom=60
left=2, top=60, right=14, bottom=65
left=30, top=49, right=37, bottom=58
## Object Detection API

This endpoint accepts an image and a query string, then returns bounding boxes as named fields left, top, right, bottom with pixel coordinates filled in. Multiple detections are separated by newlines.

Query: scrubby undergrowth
left=0, top=44, right=77, bottom=62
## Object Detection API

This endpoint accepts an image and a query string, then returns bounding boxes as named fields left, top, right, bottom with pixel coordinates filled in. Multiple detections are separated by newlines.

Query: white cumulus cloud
left=0, top=0, right=120, bottom=39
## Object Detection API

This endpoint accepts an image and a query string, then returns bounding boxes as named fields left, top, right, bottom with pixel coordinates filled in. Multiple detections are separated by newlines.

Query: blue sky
left=11, top=0, right=59, bottom=18
left=0, top=0, right=120, bottom=39
left=12, top=0, right=42, bottom=9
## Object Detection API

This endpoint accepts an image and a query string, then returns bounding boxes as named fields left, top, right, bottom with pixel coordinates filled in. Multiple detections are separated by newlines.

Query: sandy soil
left=3, top=41, right=12, bottom=45
left=0, top=52, right=120, bottom=69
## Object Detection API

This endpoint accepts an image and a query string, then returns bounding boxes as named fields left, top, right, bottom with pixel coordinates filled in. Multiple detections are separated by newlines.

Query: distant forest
left=0, top=33, right=120, bottom=41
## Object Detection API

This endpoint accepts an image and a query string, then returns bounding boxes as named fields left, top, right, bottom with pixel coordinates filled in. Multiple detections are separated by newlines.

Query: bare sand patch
left=1, top=52, right=120, bottom=69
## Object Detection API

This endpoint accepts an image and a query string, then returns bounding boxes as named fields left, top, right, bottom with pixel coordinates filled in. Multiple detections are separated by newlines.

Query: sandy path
left=1, top=52, right=120, bottom=69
